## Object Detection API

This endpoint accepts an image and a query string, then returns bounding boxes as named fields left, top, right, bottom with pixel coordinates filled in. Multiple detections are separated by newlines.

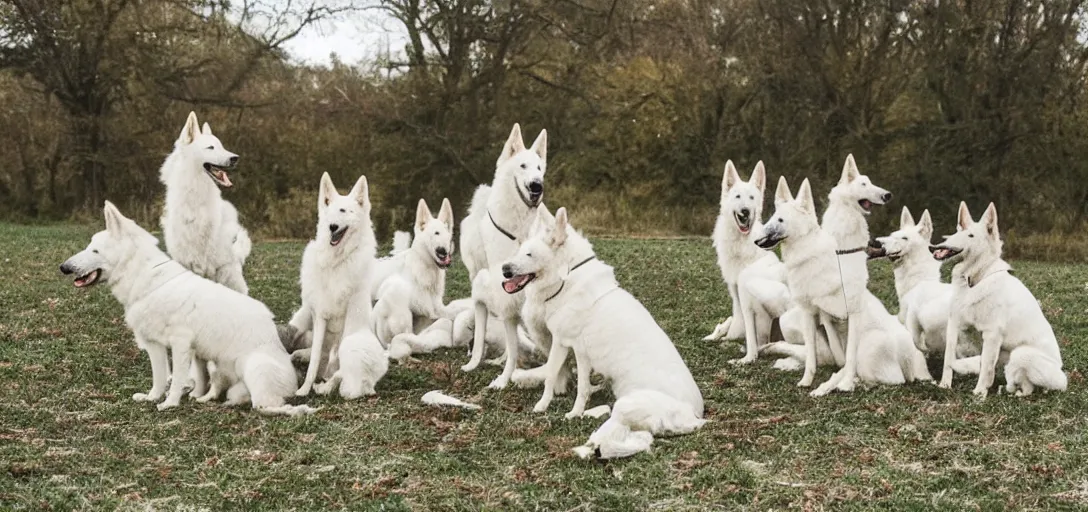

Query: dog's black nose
left=868, top=239, right=883, bottom=249
left=740, top=208, right=750, bottom=217
left=881, top=192, right=892, bottom=202
left=329, top=224, right=339, bottom=233
left=436, top=248, right=448, bottom=258
left=60, top=263, right=72, bottom=275
left=501, top=264, right=514, bottom=279
left=528, top=181, right=543, bottom=194
left=229, top=156, right=239, bottom=165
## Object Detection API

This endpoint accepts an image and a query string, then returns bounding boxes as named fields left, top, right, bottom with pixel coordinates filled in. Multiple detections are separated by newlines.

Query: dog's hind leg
left=724, top=283, right=746, bottom=340
left=133, top=338, right=169, bottom=402
left=461, top=302, right=489, bottom=372
left=314, top=371, right=342, bottom=396
left=158, top=339, right=195, bottom=410
left=223, top=382, right=251, bottom=407
left=831, top=314, right=862, bottom=393
left=972, top=328, right=1004, bottom=399
left=188, top=357, right=209, bottom=399
left=820, top=313, right=846, bottom=366
left=296, top=317, right=328, bottom=396
left=488, top=316, right=521, bottom=389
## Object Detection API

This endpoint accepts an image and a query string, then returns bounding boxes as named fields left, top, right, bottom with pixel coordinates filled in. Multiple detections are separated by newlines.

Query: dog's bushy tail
left=573, top=390, right=704, bottom=460
left=759, top=341, right=806, bottom=359
left=391, top=231, right=411, bottom=255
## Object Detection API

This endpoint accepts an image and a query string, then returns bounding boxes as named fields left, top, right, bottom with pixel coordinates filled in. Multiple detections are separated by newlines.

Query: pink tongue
left=502, top=276, right=526, bottom=293
left=441, top=255, right=452, bottom=266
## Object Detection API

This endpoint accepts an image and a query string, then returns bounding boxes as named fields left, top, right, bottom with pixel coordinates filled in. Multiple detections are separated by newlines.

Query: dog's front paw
left=132, top=391, right=162, bottom=402
left=295, top=386, right=312, bottom=397
left=564, top=408, right=586, bottom=420
left=702, top=318, right=732, bottom=341
left=487, top=376, right=509, bottom=390
left=937, top=378, right=953, bottom=389
left=728, top=355, right=756, bottom=366
left=156, top=400, right=180, bottom=411
left=532, top=399, right=551, bottom=413
left=809, top=384, right=832, bottom=397
left=314, top=381, right=334, bottom=396
left=460, top=361, right=479, bottom=372
left=796, top=375, right=813, bottom=388
left=971, top=387, right=989, bottom=400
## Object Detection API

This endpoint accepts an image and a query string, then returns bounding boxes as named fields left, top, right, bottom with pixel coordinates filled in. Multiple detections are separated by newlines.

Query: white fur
left=501, top=206, right=704, bottom=459
left=705, top=161, right=783, bottom=366
left=158, top=112, right=250, bottom=399
left=315, top=328, right=388, bottom=399
left=61, top=202, right=313, bottom=416
left=376, top=198, right=455, bottom=356
left=458, top=124, right=548, bottom=389
left=756, top=173, right=930, bottom=395
left=933, top=202, right=1066, bottom=398
left=288, top=172, right=377, bottom=396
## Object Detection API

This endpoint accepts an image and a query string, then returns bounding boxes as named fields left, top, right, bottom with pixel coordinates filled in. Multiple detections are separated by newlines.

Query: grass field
left=2, top=222, right=1087, bottom=511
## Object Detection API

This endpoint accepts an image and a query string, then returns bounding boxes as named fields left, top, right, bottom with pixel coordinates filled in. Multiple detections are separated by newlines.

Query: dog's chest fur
left=712, top=215, right=767, bottom=283
left=300, top=240, right=374, bottom=326
left=160, top=152, right=237, bottom=275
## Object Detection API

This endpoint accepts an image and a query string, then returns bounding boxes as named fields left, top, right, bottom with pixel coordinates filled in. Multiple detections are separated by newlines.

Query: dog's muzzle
left=930, top=244, right=962, bottom=261
left=754, top=234, right=783, bottom=249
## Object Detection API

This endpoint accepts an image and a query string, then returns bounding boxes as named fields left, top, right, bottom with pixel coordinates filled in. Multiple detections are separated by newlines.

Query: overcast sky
left=280, top=14, right=408, bottom=66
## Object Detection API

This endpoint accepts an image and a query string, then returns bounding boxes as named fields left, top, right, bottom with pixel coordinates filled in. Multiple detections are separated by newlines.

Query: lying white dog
left=61, top=202, right=312, bottom=415
left=931, top=202, right=1067, bottom=398
left=501, top=206, right=704, bottom=459
left=315, top=328, right=388, bottom=400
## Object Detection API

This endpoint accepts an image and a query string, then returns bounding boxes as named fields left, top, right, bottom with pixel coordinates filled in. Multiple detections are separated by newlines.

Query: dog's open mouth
left=754, top=235, right=783, bottom=249
left=502, top=273, right=535, bottom=294
left=858, top=199, right=873, bottom=214
left=734, top=211, right=752, bottom=234
left=866, top=247, right=901, bottom=261
left=203, top=163, right=233, bottom=188
left=330, top=227, right=348, bottom=246
left=435, top=251, right=452, bottom=269
left=930, top=245, right=962, bottom=261
left=73, top=269, right=102, bottom=288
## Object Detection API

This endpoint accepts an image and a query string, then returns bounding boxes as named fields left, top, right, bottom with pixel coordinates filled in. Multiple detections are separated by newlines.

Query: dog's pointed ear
left=350, top=175, right=370, bottom=208
left=103, top=200, right=126, bottom=234
left=319, top=172, right=337, bottom=209
left=529, top=129, right=547, bottom=169
left=797, top=179, right=815, bottom=212
left=918, top=209, right=934, bottom=241
left=201, top=122, right=212, bottom=136
left=552, top=207, right=569, bottom=247
left=774, top=176, right=793, bottom=205
left=839, top=154, right=859, bottom=185
left=983, top=202, right=999, bottom=238
left=722, top=160, right=740, bottom=195
left=750, top=161, right=767, bottom=195
left=438, top=198, right=454, bottom=229
left=178, top=111, right=199, bottom=145
left=497, top=123, right=525, bottom=166
left=415, top=198, right=431, bottom=232
left=957, top=201, right=973, bottom=231
left=900, top=206, right=915, bottom=228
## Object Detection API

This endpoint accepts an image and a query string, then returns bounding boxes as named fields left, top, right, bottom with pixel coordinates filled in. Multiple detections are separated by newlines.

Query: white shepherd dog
left=61, top=202, right=312, bottom=416
left=869, top=206, right=979, bottom=359
left=458, top=124, right=548, bottom=389
left=159, top=112, right=251, bottom=399
left=703, top=161, right=780, bottom=363
left=756, top=178, right=930, bottom=395
left=288, top=172, right=377, bottom=396
left=501, top=206, right=704, bottom=459
left=375, top=198, right=455, bottom=358
left=931, top=202, right=1067, bottom=398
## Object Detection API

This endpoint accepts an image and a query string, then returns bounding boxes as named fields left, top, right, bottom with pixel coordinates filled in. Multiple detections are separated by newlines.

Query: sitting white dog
left=501, top=206, right=705, bottom=459
left=61, top=202, right=313, bottom=416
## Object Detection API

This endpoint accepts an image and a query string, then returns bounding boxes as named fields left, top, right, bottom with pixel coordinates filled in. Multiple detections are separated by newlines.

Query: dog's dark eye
left=520, top=164, right=527, bottom=169
left=861, top=183, right=867, bottom=186
left=206, top=146, right=214, bottom=150
left=901, top=237, right=908, bottom=241
left=434, top=231, right=439, bottom=235
left=537, top=165, right=541, bottom=170
left=777, top=217, right=784, bottom=223
left=968, top=234, right=974, bottom=238
left=749, top=196, right=754, bottom=200
left=527, top=253, right=532, bottom=257
left=735, top=194, right=741, bottom=199
left=339, top=208, right=346, bottom=213
left=93, top=249, right=99, bottom=254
